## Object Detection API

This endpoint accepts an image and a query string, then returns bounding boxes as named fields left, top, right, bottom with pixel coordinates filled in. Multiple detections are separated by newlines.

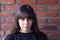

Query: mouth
left=24, top=26, right=28, bottom=28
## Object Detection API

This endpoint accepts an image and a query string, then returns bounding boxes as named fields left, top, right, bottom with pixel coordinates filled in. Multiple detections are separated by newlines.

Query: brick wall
left=0, top=0, right=60, bottom=40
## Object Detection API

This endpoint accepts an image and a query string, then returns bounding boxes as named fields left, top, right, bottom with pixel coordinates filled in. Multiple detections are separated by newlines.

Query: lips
left=23, top=25, right=29, bottom=28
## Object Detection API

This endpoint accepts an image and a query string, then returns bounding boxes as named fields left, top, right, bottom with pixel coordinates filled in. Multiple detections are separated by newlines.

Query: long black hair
left=13, top=4, right=46, bottom=36
left=16, top=4, right=39, bottom=33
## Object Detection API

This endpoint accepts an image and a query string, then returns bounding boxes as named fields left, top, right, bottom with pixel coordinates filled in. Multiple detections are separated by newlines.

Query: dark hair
left=13, top=4, right=42, bottom=36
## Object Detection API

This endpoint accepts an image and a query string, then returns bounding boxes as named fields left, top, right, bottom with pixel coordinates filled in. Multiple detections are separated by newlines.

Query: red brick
left=6, top=31, right=11, bottom=35
left=2, top=37, right=5, bottom=40
left=37, top=19, right=46, bottom=23
left=0, top=18, right=4, bottom=23
left=6, top=24, right=14, bottom=30
left=5, top=17, right=15, bottom=23
left=0, top=31, right=4, bottom=37
left=0, top=6, right=4, bottom=11
left=0, top=12, right=14, bottom=16
left=48, top=38, right=57, bottom=40
left=49, top=32, right=60, bottom=37
left=0, top=24, right=5, bottom=30
left=0, top=37, right=2, bottom=40
left=58, top=25, right=60, bottom=30
left=18, top=0, right=36, bottom=4
left=38, top=0, right=58, bottom=4
left=48, top=6, right=60, bottom=11
left=5, top=6, right=19, bottom=10
left=38, top=12, right=57, bottom=17
left=48, top=18, right=60, bottom=23
left=39, top=26, right=57, bottom=30
left=32, top=5, right=46, bottom=10
left=1, top=0, right=15, bottom=4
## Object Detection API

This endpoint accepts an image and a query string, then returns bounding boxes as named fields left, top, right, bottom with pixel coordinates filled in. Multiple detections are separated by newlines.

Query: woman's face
left=18, top=18, right=33, bottom=31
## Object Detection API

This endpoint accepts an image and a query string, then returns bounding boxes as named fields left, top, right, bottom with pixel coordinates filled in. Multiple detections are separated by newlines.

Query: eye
left=28, top=17, right=33, bottom=20
left=20, top=18, right=24, bottom=21
left=28, top=18, right=32, bottom=20
left=20, top=17, right=25, bottom=20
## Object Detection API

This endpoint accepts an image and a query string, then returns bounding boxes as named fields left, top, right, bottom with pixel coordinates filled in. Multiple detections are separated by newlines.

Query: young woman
left=5, top=4, right=48, bottom=40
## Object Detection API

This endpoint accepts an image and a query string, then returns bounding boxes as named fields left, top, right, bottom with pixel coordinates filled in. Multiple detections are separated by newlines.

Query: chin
left=23, top=28, right=29, bottom=30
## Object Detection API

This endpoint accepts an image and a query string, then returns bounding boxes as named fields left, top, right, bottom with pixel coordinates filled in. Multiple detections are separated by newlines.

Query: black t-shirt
left=5, top=31, right=48, bottom=40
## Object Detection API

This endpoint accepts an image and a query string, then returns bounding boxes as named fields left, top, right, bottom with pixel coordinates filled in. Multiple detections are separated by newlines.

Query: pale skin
left=18, top=18, right=33, bottom=33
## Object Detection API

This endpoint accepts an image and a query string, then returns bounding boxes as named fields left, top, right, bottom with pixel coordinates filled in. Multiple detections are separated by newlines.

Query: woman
left=5, top=4, right=48, bottom=40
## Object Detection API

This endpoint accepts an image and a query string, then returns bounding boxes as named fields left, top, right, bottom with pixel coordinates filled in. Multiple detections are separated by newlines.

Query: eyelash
left=20, top=18, right=32, bottom=21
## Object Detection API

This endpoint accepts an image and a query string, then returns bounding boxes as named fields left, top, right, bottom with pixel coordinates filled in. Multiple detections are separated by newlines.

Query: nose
left=24, top=18, right=28, bottom=25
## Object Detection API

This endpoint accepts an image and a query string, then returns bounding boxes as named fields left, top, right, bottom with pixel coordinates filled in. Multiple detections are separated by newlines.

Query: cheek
left=18, top=20, right=23, bottom=27
left=28, top=21, right=33, bottom=27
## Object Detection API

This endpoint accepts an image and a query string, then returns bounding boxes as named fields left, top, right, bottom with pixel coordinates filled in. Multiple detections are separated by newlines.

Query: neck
left=19, top=29, right=32, bottom=33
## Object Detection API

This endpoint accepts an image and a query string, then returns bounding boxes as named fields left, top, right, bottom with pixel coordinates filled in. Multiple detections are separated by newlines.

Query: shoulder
left=33, top=31, right=48, bottom=40
left=38, top=31, right=48, bottom=40
left=5, top=33, right=15, bottom=40
left=5, top=32, right=20, bottom=40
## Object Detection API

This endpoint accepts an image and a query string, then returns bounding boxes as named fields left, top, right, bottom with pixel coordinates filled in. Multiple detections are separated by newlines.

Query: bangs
left=17, top=13, right=34, bottom=19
